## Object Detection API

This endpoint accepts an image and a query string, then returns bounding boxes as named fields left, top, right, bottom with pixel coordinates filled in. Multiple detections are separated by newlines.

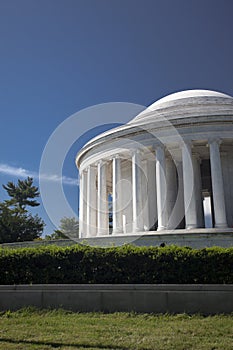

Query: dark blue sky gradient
left=0, top=0, right=232, bottom=234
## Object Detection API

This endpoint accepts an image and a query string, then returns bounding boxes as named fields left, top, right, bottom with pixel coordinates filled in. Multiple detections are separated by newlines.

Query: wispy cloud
left=0, top=163, right=78, bottom=186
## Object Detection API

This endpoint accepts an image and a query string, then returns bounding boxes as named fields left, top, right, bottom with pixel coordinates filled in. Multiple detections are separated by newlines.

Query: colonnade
left=79, top=139, right=228, bottom=238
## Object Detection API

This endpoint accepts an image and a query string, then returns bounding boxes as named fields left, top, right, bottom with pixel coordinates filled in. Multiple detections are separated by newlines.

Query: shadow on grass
left=0, top=337, right=130, bottom=349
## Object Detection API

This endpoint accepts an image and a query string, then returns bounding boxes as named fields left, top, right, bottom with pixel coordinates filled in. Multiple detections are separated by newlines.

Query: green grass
left=0, top=308, right=232, bottom=349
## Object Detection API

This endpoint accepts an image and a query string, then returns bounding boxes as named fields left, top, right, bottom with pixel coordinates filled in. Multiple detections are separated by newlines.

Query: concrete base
left=1, top=229, right=233, bottom=249
left=79, top=229, right=233, bottom=248
left=0, top=284, right=233, bottom=315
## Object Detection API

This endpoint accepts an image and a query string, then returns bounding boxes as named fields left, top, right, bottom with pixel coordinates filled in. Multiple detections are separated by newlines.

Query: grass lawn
left=0, top=309, right=232, bottom=350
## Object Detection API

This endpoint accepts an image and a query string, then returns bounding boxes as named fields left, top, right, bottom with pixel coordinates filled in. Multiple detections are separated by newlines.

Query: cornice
left=76, top=115, right=233, bottom=168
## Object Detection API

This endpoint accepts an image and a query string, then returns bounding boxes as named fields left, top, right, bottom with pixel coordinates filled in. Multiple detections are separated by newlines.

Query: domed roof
left=129, top=89, right=233, bottom=124
left=76, top=89, right=233, bottom=167
left=150, top=89, right=231, bottom=108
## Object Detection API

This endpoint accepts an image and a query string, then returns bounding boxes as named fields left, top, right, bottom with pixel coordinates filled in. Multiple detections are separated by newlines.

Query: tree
left=44, top=229, right=69, bottom=240
left=59, top=217, right=79, bottom=238
left=0, top=177, right=44, bottom=243
left=47, top=217, right=79, bottom=240
left=3, top=177, right=40, bottom=212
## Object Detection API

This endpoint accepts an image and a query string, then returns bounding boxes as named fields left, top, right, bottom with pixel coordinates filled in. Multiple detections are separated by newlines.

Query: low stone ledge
left=1, top=230, right=233, bottom=249
left=0, top=284, right=232, bottom=314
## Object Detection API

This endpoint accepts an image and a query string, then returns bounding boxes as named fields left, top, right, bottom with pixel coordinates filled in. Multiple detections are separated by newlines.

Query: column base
left=112, top=229, right=123, bottom=235
left=79, top=232, right=86, bottom=239
left=214, top=224, right=228, bottom=229
left=166, top=226, right=176, bottom=230
left=97, top=231, right=109, bottom=237
left=157, top=224, right=166, bottom=231
left=133, top=226, right=144, bottom=233
left=186, top=225, right=198, bottom=230
left=86, top=232, right=98, bottom=238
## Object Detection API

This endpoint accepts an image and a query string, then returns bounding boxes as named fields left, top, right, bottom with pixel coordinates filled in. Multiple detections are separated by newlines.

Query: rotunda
left=76, top=89, right=233, bottom=240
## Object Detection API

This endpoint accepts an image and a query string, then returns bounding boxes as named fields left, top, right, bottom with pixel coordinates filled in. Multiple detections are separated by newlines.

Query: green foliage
left=0, top=177, right=44, bottom=243
left=44, top=230, right=69, bottom=240
left=46, top=217, right=79, bottom=240
left=59, top=217, right=79, bottom=238
left=0, top=204, right=44, bottom=243
left=3, top=177, right=40, bottom=211
left=0, top=245, right=232, bottom=284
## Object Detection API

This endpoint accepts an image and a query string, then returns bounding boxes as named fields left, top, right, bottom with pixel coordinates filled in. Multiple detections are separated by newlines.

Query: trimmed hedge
left=0, top=245, right=232, bottom=284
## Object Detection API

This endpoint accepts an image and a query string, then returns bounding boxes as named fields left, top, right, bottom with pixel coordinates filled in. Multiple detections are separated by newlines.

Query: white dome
left=150, top=89, right=231, bottom=108
left=129, top=89, right=233, bottom=124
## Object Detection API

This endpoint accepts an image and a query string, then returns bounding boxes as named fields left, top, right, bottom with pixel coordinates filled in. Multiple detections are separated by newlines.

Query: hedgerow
left=0, top=245, right=232, bottom=284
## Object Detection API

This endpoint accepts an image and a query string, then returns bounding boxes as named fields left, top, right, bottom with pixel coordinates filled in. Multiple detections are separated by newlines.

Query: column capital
left=130, top=148, right=143, bottom=156
left=81, top=168, right=88, bottom=174
left=155, top=142, right=166, bottom=151
left=142, top=158, right=148, bottom=165
left=87, top=164, right=96, bottom=171
left=97, top=159, right=107, bottom=166
left=208, top=137, right=222, bottom=146
left=111, top=154, right=121, bottom=160
left=150, top=142, right=166, bottom=152
left=180, top=139, right=193, bottom=148
left=150, top=144, right=156, bottom=153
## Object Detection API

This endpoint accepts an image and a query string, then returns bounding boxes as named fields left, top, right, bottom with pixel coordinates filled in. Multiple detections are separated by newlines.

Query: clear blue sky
left=0, top=0, right=232, bottom=235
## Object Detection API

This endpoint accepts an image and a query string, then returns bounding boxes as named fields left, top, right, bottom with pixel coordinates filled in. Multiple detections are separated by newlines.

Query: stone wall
left=0, top=284, right=232, bottom=314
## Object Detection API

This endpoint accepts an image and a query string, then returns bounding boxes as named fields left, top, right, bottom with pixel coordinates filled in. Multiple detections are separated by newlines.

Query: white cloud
left=0, top=163, right=78, bottom=186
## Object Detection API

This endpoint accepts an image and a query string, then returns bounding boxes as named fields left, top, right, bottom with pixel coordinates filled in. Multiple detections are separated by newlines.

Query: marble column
left=142, top=159, right=150, bottom=231
left=79, top=171, right=84, bottom=238
left=182, top=142, right=198, bottom=229
left=121, top=160, right=133, bottom=234
left=97, top=160, right=109, bottom=236
left=132, top=150, right=144, bottom=232
left=176, top=161, right=185, bottom=229
left=147, top=156, right=157, bottom=230
left=209, top=139, right=227, bottom=228
left=86, top=165, right=97, bottom=237
left=79, top=169, right=87, bottom=238
left=166, top=156, right=178, bottom=229
left=156, top=145, right=167, bottom=231
left=83, top=170, right=88, bottom=237
left=112, top=156, right=123, bottom=234
left=193, top=154, right=204, bottom=228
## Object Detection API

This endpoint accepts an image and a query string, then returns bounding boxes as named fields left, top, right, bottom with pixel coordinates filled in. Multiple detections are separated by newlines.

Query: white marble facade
left=76, top=90, right=233, bottom=238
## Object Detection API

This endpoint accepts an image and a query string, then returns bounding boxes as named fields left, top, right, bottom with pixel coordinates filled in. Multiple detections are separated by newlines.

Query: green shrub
left=0, top=245, right=232, bottom=284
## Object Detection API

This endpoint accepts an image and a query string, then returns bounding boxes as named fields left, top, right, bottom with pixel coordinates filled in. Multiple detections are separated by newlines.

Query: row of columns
left=182, top=140, right=227, bottom=229
left=79, top=139, right=228, bottom=237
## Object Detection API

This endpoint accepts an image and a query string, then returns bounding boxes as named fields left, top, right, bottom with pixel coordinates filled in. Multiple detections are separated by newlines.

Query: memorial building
left=76, top=90, right=233, bottom=244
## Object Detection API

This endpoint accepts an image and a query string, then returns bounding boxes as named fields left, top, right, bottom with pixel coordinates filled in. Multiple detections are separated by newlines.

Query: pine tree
left=0, top=177, right=44, bottom=243
left=47, top=217, right=79, bottom=240
left=3, top=177, right=40, bottom=212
